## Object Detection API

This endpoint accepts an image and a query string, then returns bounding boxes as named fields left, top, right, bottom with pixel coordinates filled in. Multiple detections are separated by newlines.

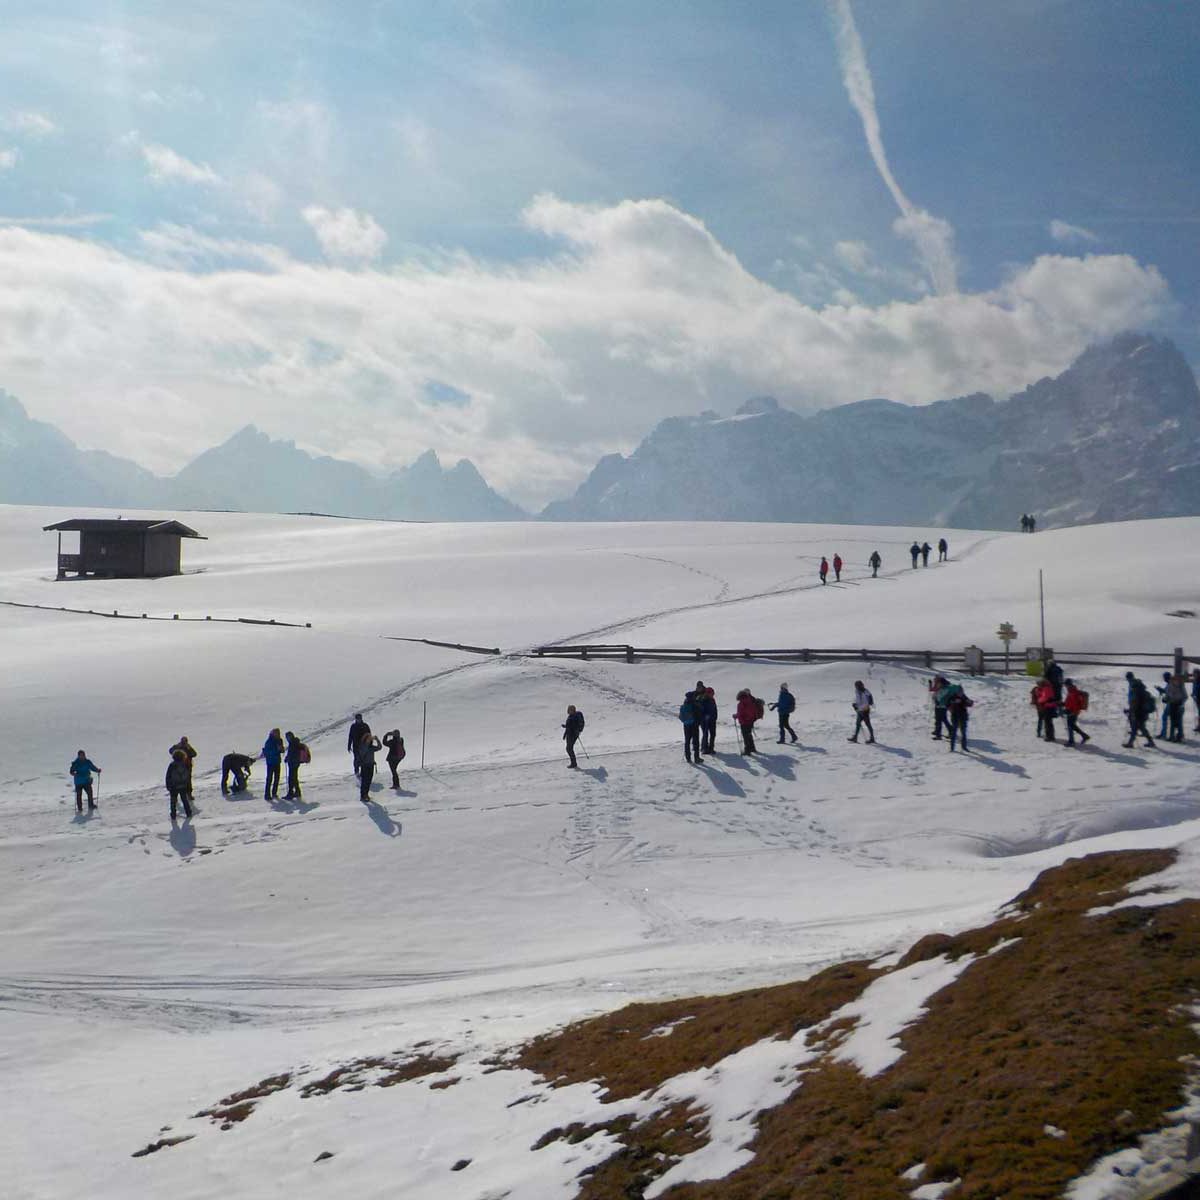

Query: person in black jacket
left=347, top=713, right=368, bottom=776
left=169, top=735, right=197, bottom=802
left=920, top=541, right=932, bottom=567
left=1123, top=673, right=1156, bottom=749
left=700, top=687, right=718, bottom=753
left=868, top=550, right=882, bottom=578
left=937, top=537, right=948, bottom=562
left=220, top=752, right=254, bottom=794
left=357, top=729, right=381, bottom=801
left=563, top=705, right=585, bottom=768
left=909, top=542, right=921, bottom=568
left=1044, top=658, right=1065, bottom=703
left=284, top=731, right=305, bottom=799
left=166, top=751, right=193, bottom=821
left=382, top=730, right=406, bottom=788
left=679, top=691, right=703, bottom=763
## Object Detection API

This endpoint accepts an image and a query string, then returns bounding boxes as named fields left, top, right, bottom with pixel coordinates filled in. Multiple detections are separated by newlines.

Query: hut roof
left=42, top=518, right=206, bottom=538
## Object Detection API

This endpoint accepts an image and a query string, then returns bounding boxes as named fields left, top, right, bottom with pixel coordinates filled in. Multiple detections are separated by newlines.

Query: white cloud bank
left=0, top=195, right=1170, bottom=507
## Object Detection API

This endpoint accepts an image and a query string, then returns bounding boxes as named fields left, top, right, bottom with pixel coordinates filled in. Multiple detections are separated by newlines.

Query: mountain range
left=2, top=332, right=1198, bottom=526
left=544, top=332, right=1200, bottom=528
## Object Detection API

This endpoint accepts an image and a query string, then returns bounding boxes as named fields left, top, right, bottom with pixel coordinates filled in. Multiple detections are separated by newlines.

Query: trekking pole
left=577, top=737, right=590, bottom=760
left=421, top=700, right=427, bottom=770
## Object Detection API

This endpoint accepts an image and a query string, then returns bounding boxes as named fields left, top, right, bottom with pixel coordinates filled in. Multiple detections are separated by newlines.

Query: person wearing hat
left=769, top=683, right=798, bottom=744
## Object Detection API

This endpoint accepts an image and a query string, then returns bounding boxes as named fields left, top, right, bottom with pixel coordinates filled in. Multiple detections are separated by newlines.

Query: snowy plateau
left=2, top=507, right=1199, bottom=1198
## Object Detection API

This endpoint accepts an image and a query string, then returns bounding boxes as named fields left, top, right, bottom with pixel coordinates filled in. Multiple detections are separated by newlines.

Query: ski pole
left=577, top=737, right=590, bottom=760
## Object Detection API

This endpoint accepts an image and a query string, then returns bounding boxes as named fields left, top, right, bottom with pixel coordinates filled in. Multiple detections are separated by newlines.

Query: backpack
left=753, top=696, right=765, bottom=721
left=577, top=712, right=585, bottom=731
left=298, top=743, right=312, bottom=764
left=1078, top=690, right=1089, bottom=711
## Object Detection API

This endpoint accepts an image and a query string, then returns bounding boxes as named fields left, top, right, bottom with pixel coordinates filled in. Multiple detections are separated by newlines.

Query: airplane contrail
left=827, top=0, right=958, bottom=295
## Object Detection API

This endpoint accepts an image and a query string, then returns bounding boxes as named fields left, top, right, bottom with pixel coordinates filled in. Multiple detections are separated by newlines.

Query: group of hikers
left=818, top=538, right=949, bottom=584
left=1020, top=514, right=1039, bottom=533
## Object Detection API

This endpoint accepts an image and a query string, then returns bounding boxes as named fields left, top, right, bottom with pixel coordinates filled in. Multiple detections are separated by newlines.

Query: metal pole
left=1039, top=570, right=1046, bottom=655
left=421, top=701, right=427, bottom=769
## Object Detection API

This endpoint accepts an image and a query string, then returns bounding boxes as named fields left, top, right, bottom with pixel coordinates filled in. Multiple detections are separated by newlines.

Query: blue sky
left=0, top=1, right=1194, bottom=505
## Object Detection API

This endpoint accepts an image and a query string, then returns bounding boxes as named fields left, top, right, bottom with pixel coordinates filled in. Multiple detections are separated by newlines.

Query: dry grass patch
left=523, top=848, right=1199, bottom=1199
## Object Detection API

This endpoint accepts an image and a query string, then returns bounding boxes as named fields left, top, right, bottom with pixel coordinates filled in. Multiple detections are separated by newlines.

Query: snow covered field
left=2, top=506, right=1198, bottom=1198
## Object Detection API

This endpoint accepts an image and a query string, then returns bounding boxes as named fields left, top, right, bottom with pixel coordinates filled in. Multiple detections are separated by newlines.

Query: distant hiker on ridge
left=770, top=683, right=798, bottom=744
left=382, top=730, right=406, bottom=788
left=909, top=542, right=921, bottom=569
left=680, top=690, right=703, bottom=764
left=868, top=550, right=882, bottom=578
left=220, top=752, right=254, bottom=795
left=1028, top=515, right=1037, bottom=533
left=69, top=750, right=101, bottom=813
left=920, top=541, right=932, bottom=567
left=358, top=728, right=382, bottom=802
left=562, top=705, right=584, bottom=769
left=848, top=681, right=875, bottom=743
left=1192, top=667, right=1200, bottom=733
left=262, top=728, right=284, bottom=800
left=166, top=750, right=193, bottom=822
left=937, top=537, right=948, bottom=562
left=734, top=689, right=760, bottom=755
left=347, top=713, right=368, bottom=777
left=832, top=553, right=843, bottom=582
left=819, top=556, right=829, bottom=585
left=1020, top=514, right=1030, bottom=533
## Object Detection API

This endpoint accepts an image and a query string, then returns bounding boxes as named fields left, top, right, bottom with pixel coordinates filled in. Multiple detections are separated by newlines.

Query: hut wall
left=80, top=530, right=143, bottom=576
left=143, top=535, right=183, bottom=577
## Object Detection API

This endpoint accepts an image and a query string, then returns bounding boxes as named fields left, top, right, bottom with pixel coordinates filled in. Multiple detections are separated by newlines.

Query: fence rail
left=532, top=643, right=1191, bottom=673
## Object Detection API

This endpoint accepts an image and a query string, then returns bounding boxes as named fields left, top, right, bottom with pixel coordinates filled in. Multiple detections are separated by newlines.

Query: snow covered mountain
left=543, top=334, right=1200, bottom=528
left=0, top=404, right=526, bottom=520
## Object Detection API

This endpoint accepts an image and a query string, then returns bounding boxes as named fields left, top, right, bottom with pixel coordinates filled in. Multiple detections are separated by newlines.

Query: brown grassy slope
left=523, top=848, right=1199, bottom=1200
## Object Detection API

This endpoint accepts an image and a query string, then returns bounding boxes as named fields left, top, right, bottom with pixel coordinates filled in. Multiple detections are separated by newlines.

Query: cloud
left=2, top=110, right=57, bottom=138
left=826, top=0, right=958, bottom=295
left=136, top=139, right=223, bottom=186
left=0, top=197, right=1169, bottom=508
left=301, top=206, right=388, bottom=262
left=1050, top=219, right=1099, bottom=244
left=0, top=212, right=112, bottom=228
left=0, top=149, right=17, bottom=170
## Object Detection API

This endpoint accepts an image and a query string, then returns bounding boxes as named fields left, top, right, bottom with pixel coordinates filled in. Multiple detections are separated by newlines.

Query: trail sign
left=997, top=622, right=1018, bottom=642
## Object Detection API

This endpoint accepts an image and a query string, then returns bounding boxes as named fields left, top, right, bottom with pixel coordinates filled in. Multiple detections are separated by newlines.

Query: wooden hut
left=43, top=518, right=206, bottom=579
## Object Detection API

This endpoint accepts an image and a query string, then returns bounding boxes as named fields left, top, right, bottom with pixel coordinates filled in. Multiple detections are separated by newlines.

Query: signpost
left=997, top=622, right=1018, bottom=675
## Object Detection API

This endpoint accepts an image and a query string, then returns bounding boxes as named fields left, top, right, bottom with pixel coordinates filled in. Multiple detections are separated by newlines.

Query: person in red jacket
left=818, top=557, right=829, bottom=585
left=1034, top=679, right=1059, bottom=743
left=1063, top=680, right=1091, bottom=747
left=832, top=553, right=843, bottom=582
left=735, top=689, right=759, bottom=755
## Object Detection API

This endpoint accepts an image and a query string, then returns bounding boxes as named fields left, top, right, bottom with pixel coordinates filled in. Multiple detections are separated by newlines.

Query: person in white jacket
left=848, top=681, right=875, bottom=743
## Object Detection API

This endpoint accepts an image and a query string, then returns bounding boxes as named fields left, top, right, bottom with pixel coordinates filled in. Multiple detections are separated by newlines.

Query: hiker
left=1044, top=658, right=1065, bottom=703
left=1155, top=673, right=1173, bottom=740
left=563, top=705, right=585, bottom=769
left=262, top=728, right=284, bottom=800
left=1193, top=667, right=1200, bottom=733
left=1033, top=678, right=1058, bottom=742
left=69, top=750, right=102, bottom=813
left=1063, top=680, right=1091, bottom=747
left=1123, top=673, right=1156, bottom=749
left=382, top=730, right=406, bottom=788
left=1028, top=515, right=1037, bottom=533
left=1161, top=672, right=1187, bottom=742
left=1020, top=514, right=1030, bottom=533
left=284, top=731, right=306, bottom=799
left=347, top=713, right=368, bottom=777
left=700, top=687, right=719, bottom=754
left=169, top=736, right=197, bottom=802
left=832, top=553, right=843, bottom=582
left=920, top=541, right=932, bottom=567
left=679, top=691, right=703, bottom=764
left=929, top=675, right=951, bottom=740
left=358, top=729, right=382, bottom=801
left=868, top=550, right=882, bottom=578
left=166, top=750, right=193, bottom=821
left=848, top=681, right=875, bottom=743
left=909, top=542, right=920, bottom=568
left=818, top=557, right=829, bottom=585
left=938, top=680, right=972, bottom=752
left=1030, top=682, right=1045, bottom=739
left=220, top=752, right=254, bottom=795
left=770, top=683, right=798, bottom=744
left=734, top=689, right=759, bottom=755
left=937, top=537, right=948, bottom=562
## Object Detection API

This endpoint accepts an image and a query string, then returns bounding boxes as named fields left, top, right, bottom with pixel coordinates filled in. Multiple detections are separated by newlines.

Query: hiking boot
left=867, top=738, right=876, bottom=744
left=847, top=737, right=858, bottom=742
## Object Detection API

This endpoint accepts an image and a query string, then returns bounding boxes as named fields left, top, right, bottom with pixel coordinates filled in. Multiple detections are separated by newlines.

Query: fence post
left=924, top=650, right=932, bottom=668
left=581, top=647, right=589, bottom=660
left=625, top=645, right=634, bottom=663
left=1175, top=646, right=1185, bottom=677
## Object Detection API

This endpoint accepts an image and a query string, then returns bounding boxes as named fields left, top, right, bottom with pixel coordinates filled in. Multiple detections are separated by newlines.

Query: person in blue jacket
left=770, top=683, right=798, bottom=744
left=69, top=750, right=102, bottom=813
left=261, top=727, right=284, bottom=800
left=679, top=691, right=703, bottom=764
